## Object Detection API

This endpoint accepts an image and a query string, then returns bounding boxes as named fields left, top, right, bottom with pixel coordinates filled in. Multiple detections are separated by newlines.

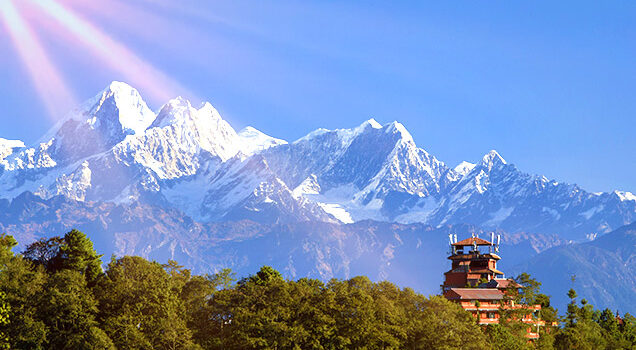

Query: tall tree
left=39, top=269, right=114, bottom=349
left=554, top=289, right=606, bottom=350
left=96, top=256, right=194, bottom=350
left=58, top=229, right=103, bottom=285
left=413, top=295, right=490, bottom=350
left=23, top=230, right=103, bottom=285
left=22, top=236, right=64, bottom=271
left=0, top=234, right=16, bottom=349
left=0, top=246, right=48, bottom=348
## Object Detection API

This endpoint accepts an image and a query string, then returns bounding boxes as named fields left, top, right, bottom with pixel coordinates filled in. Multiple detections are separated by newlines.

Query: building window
left=487, top=312, right=496, bottom=319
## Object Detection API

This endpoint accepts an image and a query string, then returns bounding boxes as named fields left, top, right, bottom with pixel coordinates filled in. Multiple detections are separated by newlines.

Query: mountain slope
left=0, top=81, right=634, bottom=239
left=511, top=222, right=636, bottom=314
left=414, top=151, right=636, bottom=239
left=0, top=82, right=313, bottom=221
left=0, top=192, right=561, bottom=296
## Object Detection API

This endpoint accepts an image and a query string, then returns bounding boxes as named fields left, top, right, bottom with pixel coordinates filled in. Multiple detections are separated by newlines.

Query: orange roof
left=448, top=253, right=501, bottom=261
left=445, top=288, right=504, bottom=300
left=470, top=268, right=504, bottom=275
left=452, top=237, right=493, bottom=246
left=480, top=278, right=522, bottom=289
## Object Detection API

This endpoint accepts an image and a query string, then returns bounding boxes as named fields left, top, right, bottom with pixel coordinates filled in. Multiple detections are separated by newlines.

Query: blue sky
left=1, top=0, right=635, bottom=193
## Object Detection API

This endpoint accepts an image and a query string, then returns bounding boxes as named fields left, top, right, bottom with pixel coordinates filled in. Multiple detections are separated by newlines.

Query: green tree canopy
left=23, top=229, right=103, bottom=285
left=1, top=231, right=635, bottom=349
left=95, top=256, right=194, bottom=350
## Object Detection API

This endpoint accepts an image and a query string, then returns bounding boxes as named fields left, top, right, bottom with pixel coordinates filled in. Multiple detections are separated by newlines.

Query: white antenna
left=490, top=232, right=495, bottom=246
left=496, top=234, right=501, bottom=252
left=454, top=234, right=458, bottom=244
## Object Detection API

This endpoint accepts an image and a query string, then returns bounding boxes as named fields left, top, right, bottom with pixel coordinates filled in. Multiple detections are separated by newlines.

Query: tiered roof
left=444, top=288, right=504, bottom=301
left=479, top=278, right=522, bottom=289
left=452, top=237, right=492, bottom=246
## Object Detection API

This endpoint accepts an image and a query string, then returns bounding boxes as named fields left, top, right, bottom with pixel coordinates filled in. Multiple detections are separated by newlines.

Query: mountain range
left=512, top=222, right=636, bottom=314
left=0, top=81, right=634, bottom=313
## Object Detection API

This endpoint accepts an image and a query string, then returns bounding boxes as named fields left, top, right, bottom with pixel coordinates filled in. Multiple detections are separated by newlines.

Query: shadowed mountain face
left=511, top=222, right=636, bottom=314
left=0, top=82, right=634, bottom=312
left=0, top=192, right=562, bottom=297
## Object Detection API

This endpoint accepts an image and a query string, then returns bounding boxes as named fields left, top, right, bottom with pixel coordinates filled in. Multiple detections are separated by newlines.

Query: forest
left=0, top=229, right=634, bottom=349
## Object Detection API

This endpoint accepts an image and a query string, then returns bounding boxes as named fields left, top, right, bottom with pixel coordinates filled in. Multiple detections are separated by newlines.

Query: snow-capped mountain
left=1, top=82, right=635, bottom=240
left=259, top=118, right=451, bottom=223
left=237, top=126, right=287, bottom=155
left=0, top=82, right=302, bottom=215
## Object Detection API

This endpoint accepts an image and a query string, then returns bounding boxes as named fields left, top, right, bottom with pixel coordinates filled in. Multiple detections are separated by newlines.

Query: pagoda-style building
left=442, top=233, right=544, bottom=340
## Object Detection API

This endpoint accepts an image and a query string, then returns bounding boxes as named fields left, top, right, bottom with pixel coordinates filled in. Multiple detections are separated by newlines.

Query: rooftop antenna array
left=448, top=234, right=458, bottom=255
left=495, top=234, right=501, bottom=253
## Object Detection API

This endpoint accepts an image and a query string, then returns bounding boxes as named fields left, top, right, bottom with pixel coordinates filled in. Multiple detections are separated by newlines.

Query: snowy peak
left=352, top=119, right=414, bottom=144
left=454, top=161, right=476, bottom=176
left=384, top=121, right=414, bottom=144
left=144, top=96, right=241, bottom=161
left=295, top=120, right=374, bottom=145
left=614, top=190, right=636, bottom=202
left=366, top=118, right=382, bottom=129
left=360, top=118, right=382, bottom=130
left=84, top=81, right=155, bottom=136
left=40, top=81, right=155, bottom=159
left=480, top=150, right=507, bottom=170
left=152, top=97, right=224, bottom=127
left=153, top=97, right=194, bottom=127
left=268, top=117, right=448, bottom=211
left=238, top=126, right=288, bottom=155
left=296, top=119, right=414, bottom=148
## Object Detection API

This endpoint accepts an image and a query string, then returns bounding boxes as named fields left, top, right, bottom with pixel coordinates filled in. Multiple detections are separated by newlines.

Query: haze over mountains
left=512, top=222, right=636, bottom=315
left=0, top=82, right=634, bottom=313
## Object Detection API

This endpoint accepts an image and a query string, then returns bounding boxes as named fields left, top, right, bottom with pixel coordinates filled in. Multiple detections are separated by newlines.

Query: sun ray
left=28, top=0, right=194, bottom=105
left=0, top=0, right=76, bottom=120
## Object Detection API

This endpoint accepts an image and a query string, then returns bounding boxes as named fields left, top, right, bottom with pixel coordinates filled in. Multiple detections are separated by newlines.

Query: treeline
left=0, top=230, right=633, bottom=349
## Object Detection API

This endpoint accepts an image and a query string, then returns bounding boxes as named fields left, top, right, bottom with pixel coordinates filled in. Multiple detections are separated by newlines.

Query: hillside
left=512, top=222, right=636, bottom=314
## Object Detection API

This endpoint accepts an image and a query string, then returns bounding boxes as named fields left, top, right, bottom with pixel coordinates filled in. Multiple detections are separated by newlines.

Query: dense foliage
left=0, top=230, right=634, bottom=349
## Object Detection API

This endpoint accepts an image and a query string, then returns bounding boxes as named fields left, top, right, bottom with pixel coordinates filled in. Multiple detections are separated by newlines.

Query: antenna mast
left=496, top=234, right=501, bottom=253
